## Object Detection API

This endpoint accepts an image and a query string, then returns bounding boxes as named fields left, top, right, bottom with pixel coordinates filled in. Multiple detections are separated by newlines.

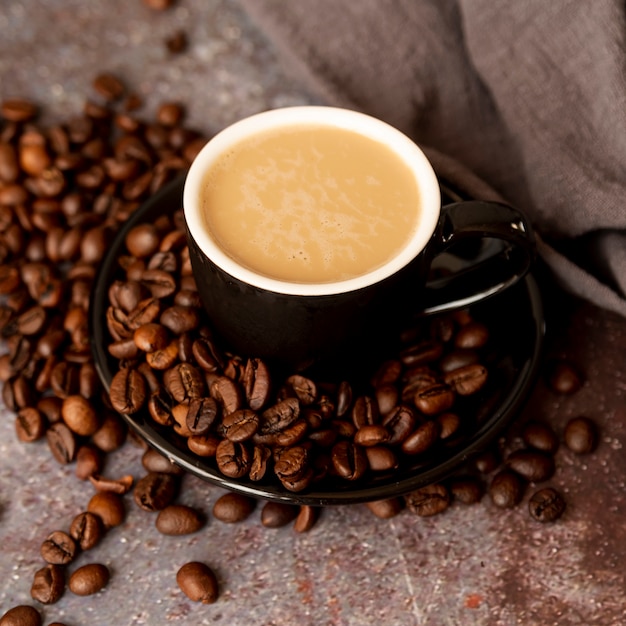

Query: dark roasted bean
left=69, top=511, right=104, bottom=551
left=406, top=484, right=450, bottom=516
left=364, top=497, right=404, bottom=519
left=564, top=416, right=598, bottom=454
left=68, top=563, right=110, bottom=596
left=506, top=449, right=555, bottom=482
left=156, top=504, right=204, bottom=535
left=30, top=563, right=65, bottom=605
left=212, top=492, right=256, bottom=523
left=528, top=487, right=566, bottom=523
left=489, top=470, right=525, bottom=508
left=40, top=530, right=76, bottom=565
left=133, top=472, right=178, bottom=511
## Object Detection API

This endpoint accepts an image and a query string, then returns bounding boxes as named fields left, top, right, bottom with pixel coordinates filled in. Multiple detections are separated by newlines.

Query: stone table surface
left=0, top=2, right=625, bottom=625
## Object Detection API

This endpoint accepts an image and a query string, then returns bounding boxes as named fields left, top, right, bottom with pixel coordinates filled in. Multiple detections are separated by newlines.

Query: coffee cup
left=183, top=106, right=535, bottom=371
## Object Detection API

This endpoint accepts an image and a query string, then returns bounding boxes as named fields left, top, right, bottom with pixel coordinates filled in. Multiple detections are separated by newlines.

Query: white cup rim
left=183, top=106, right=441, bottom=296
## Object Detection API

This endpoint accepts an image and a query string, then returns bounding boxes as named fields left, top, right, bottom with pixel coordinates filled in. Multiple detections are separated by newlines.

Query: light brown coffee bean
left=156, top=504, right=204, bottom=535
left=176, top=561, right=219, bottom=604
left=68, top=563, right=110, bottom=596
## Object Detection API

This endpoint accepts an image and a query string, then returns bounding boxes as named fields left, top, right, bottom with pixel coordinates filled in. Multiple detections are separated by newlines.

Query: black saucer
left=89, top=177, right=544, bottom=505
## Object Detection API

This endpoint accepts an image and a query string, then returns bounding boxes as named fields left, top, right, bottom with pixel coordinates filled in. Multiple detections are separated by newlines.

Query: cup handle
left=420, top=200, right=536, bottom=314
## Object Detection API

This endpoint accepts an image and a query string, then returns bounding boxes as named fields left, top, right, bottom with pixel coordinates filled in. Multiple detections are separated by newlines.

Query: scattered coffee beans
left=0, top=73, right=606, bottom=623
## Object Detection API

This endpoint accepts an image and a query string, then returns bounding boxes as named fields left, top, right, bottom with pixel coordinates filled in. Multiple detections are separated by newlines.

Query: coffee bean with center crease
left=109, top=367, right=147, bottom=414
left=46, top=422, right=76, bottom=464
left=30, top=563, right=65, bottom=605
left=69, top=511, right=104, bottom=550
left=40, top=530, right=76, bottom=565
left=134, top=472, right=179, bottom=511
left=413, top=383, right=455, bottom=416
left=222, top=408, right=259, bottom=442
left=215, top=439, right=251, bottom=478
left=331, top=440, right=367, bottom=481
left=443, top=364, right=488, bottom=396
left=186, top=396, right=219, bottom=436
left=164, top=362, right=205, bottom=403
left=528, top=487, right=566, bottom=522
left=15, top=407, right=45, bottom=442
left=406, top=483, right=450, bottom=516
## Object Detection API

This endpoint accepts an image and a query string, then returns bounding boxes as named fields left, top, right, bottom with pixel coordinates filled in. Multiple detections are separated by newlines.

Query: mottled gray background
left=1, top=2, right=625, bottom=625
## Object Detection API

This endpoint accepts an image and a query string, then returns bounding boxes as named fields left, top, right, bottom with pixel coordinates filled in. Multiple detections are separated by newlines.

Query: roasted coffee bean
left=141, top=448, right=184, bottom=475
left=0, top=605, right=42, bottom=626
left=212, top=492, right=256, bottom=523
left=564, top=416, right=598, bottom=454
left=40, top=530, right=76, bottom=565
left=146, top=338, right=179, bottom=369
left=401, top=420, right=440, bottom=455
left=46, top=422, right=76, bottom=464
left=87, top=491, right=125, bottom=528
left=69, top=511, right=104, bottom=551
left=528, top=487, right=566, bottom=523
left=156, top=504, right=204, bottom=535
left=285, top=374, right=317, bottom=405
left=274, top=445, right=310, bottom=483
left=93, top=73, right=125, bottom=101
left=30, top=563, right=65, bottom=605
left=187, top=433, right=220, bottom=457
left=109, top=367, right=147, bottom=414
left=506, top=449, right=555, bottom=482
left=399, top=340, right=443, bottom=367
left=382, top=405, right=417, bottom=445
left=160, top=304, right=199, bottom=334
left=61, top=394, right=100, bottom=436
left=15, top=407, right=45, bottom=442
left=259, top=398, right=300, bottom=435
left=293, top=505, right=319, bottom=532
left=249, top=444, right=271, bottom=481
left=522, top=420, right=559, bottom=454
left=68, top=563, right=110, bottom=596
left=243, top=357, right=271, bottom=410
left=413, top=383, right=455, bottom=416
left=331, top=440, right=367, bottom=481
left=133, top=322, right=169, bottom=352
left=192, top=336, right=224, bottom=372
left=375, top=383, right=398, bottom=416
left=449, top=476, right=484, bottom=504
left=443, top=364, right=488, bottom=396
left=222, top=409, right=259, bottom=442
left=354, top=424, right=389, bottom=447
left=474, top=448, right=501, bottom=474
left=211, top=376, right=244, bottom=415
left=438, top=349, right=480, bottom=373
left=260, top=501, right=299, bottom=528
left=133, top=472, right=178, bottom=511
left=351, top=395, right=380, bottom=428
left=89, top=473, right=134, bottom=494
left=489, top=470, right=525, bottom=508
left=365, top=446, right=398, bottom=471
left=336, top=380, right=353, bottom=417
left=406, top=484, right=450, bottom=516
left=176, top=561, right=219, bottom=604
left=215, top=439, right=251, bottom=478
left=365, top=497, right=404, bottom=519
left=185, top=396, right=219, bottom=435
left=164, top=362, right=205, bottom=403
left=547, top=359, right=583, bottom=395
left=147, top=386, right=174, bottom=426
left=75, top=444, right=104, bottom=480
left=91, top=412, right=127, bottom=452
left=454, top=321, right=489, bottom=349
left=141, top=268, right=177, bottom=299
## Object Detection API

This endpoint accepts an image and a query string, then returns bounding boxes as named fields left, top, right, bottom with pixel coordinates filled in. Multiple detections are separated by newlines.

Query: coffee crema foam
left=200, top=124, right=422, bottom=283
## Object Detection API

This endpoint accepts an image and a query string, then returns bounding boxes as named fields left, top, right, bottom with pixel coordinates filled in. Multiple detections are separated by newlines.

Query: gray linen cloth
left=240, top=0, right=626, bottom=317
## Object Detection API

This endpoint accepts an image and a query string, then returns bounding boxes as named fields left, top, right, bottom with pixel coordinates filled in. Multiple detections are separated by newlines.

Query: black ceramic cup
left=183, top=106, right=535, bottom=371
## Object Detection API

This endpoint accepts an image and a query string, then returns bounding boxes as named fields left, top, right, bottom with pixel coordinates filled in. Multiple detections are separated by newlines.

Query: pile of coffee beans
left=105, top=210, right=497, bottom=494
left=0, top=78, right=600, bottom=625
